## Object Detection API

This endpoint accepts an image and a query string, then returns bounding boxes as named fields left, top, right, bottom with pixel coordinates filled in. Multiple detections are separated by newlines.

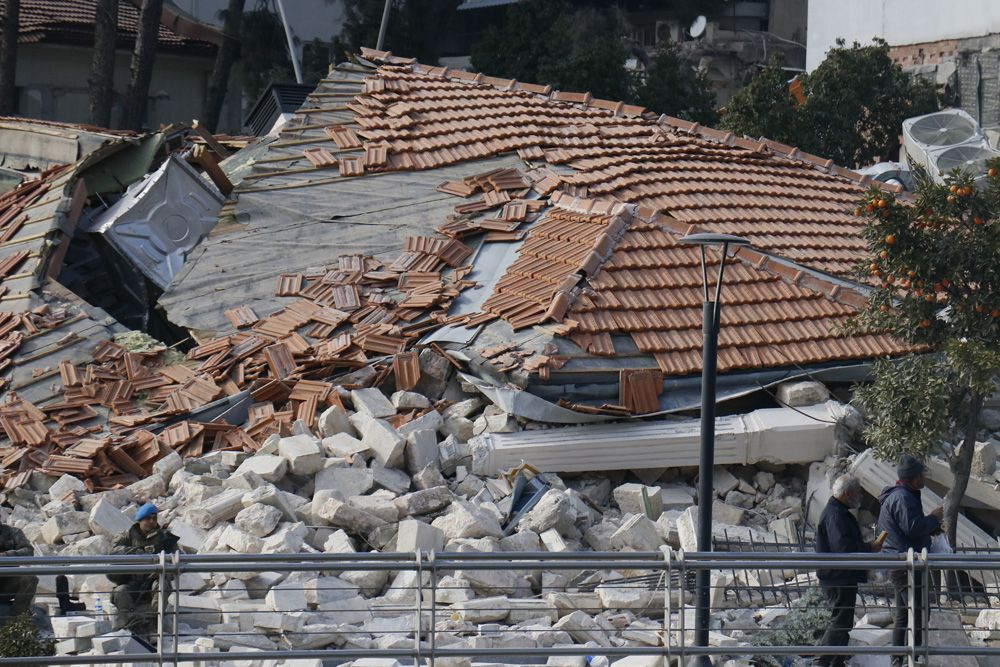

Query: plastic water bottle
left=94, top=595, right=103, bottom=617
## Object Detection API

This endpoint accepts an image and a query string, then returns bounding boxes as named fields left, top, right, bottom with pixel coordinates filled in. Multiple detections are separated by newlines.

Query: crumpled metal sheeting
left=159, top=155, right=523, bottom=334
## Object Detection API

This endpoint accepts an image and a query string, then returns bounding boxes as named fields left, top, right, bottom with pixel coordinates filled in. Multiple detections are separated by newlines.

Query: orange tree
left=850, top=162, right=1000, bottom=546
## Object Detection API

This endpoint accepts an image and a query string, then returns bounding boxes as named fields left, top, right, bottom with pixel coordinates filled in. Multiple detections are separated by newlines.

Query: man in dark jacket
left=0, top=522, right=36, bottom=617
left=110, top=504, right=179, bottom=636
left=877, top=454, right=943, bottom=667
left=815, top=474, right=875, bottom=667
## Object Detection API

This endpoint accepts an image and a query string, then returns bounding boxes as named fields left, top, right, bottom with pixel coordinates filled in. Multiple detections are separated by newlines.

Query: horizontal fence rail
left=4, top=549, right=1000, bottom=665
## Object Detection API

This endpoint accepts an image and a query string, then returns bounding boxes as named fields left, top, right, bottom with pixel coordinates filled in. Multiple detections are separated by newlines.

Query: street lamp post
left=678, top=233, right=751, bottom=665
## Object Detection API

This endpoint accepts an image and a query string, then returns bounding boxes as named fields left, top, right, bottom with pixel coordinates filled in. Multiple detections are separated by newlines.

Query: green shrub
left=0, top=612, right=55, bottom=658
left=750, top=587, right=828, bottom=666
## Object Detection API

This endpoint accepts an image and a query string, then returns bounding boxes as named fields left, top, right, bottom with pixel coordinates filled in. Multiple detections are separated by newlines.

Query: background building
left=13, top=0, right=243, bottom=132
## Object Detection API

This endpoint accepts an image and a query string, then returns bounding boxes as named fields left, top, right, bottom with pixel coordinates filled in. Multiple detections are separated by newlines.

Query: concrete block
left=395, top=519, right=444, bottom=552
left=351, top=388, right=396, bottom=418
left=613, top=483, right=663, bottom=520
left=48, top=474, right=85, bottom=501
left=233, top=454, right=288, bottom=483
left=362, top=419, right=406, bottom=469
left=776, top=380, right=830, bottom=407
left=319, top=404, right=357, bottom=438
left=278, top=435, right=325, bottom=476
left=394, top=485, right=452, bottom=516
left=315, top=465, right=373, bottom=497
left=88, top=498, right=132, bottom=538
left=405, top=428, right=439, bottom=474
left=235, top=503, right=282, bottom=538
left=610, top=514, right=663, bottom=551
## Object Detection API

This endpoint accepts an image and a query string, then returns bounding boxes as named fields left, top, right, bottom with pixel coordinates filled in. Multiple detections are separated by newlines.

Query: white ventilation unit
left=83, top=156, right=225, bottom=289
left=902, top=109, right=999, bottom=182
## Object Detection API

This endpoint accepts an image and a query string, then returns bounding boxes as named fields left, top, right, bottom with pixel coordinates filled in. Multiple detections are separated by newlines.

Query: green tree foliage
left=536, top=7, right=630, bottom=101
left=849, top=164, right=1000, bottom=545
left=333, top=0, right=461, bottom=65
left=239, top=2, right=294, bottom=103
left=720, top=55, right=797, bottom=142
left=634, top=41, right=717, bottom=124
left=0, top=613, right=53, bottom=658
left=723, top=39, right=938, bottom=166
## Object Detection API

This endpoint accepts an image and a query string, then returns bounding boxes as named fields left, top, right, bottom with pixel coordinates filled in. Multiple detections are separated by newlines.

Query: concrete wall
left=807, top=0, right=1000, bottom=70
left=15, top=44, right=242, bottom=132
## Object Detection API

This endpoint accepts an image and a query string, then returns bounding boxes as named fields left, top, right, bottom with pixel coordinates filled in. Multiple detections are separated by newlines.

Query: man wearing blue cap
left=878, top=454, right=943, bottom=667
left=109, top=504, right=179, bottom=636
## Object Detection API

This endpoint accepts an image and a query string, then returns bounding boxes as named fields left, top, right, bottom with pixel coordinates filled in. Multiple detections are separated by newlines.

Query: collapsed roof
left=0, top=51, right=917, bottom=489
left=160, top=48, right=911, bottom=410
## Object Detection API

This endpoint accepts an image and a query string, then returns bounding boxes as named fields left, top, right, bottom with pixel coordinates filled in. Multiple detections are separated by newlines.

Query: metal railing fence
left=4, top=549, right=1000, bottom=665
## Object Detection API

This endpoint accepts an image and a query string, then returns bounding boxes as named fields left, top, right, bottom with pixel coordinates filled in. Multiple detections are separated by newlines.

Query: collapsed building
left=1, top=49, right=999, bottom=661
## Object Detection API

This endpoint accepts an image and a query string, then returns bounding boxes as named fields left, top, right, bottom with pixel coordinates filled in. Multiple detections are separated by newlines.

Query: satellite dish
left=689, top=15, right=707, bottom=38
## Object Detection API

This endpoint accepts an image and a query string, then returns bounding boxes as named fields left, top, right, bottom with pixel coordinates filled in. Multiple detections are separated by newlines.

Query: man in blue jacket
left=877, top=454, right=943, bottom=667
left=815, top=474, right=874, bottom=667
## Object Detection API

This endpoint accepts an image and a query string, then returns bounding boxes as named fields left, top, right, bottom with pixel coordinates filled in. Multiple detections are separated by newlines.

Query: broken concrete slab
left=362, top=420, right=406, bottom=469
left=474, top=403, right=843, bottom=475
left=351, top=388, right=396, bottom=419
left=278, top=435, right=325, bottom=476
left=613, top=483, right=663, bottom=520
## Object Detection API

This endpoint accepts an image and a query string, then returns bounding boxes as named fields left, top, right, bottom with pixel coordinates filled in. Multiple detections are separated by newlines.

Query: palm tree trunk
left=944, top=390, right=983, bottom=547
left=89, top=0, right=119, bottom=128
left=122, top=0, right=164, bottom=130
left=0, top=0, right=20, bottom=115
left=202, top=0, right=246, bottom=133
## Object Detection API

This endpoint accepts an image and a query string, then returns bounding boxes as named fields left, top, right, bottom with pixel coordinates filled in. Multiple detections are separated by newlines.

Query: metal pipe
left=3, top=643, right=989, bottom=665
left=375, top=0, right=392, bottom=51
left=274, top=0, right=303, bottom=83
left=694, top=296, right=719, bottom=665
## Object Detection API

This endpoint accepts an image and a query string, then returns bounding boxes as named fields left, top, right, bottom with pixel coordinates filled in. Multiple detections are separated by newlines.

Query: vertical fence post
left=922, top=548, right=930, bottom=665
left=172, top=551, right=180, bottom=667
left=429, top=549, right=437, bottom=667
left=679, top=549, right=687, bottom=660
left=907, top=548, right=916, bottom=667
left=157, top=551, right=166, bottom=665
left=415, top=549, right=424, bottom=664
left=664, top=547, right=672, bottom=663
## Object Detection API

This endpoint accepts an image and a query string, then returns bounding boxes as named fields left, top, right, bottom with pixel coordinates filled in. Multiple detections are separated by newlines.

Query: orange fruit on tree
left=919, top=319, right=931, bottom=328
left=885, top=234, right=896, bottom=245
left=993, top=310, right=1000, bottom=319
left=947, top=195, right=957, bottom=204
left=989, top=168, right=997, bottom=178
left=879, top=304, right=889, bottom=312
left=950, top=185, right=959, bottom=194
left=925, top=294, right=935, bottom=302
left=942, top=278, right=951, bottom=287
left=877, top=199, right=887, bottom=208
left=907, top=270, right=916, bottom=277
left=879, top=250, right=888, bottom=259
left=975, top=217, right=984, bottom=225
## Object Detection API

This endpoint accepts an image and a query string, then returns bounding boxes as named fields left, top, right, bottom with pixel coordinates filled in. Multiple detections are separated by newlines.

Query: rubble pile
left=1, top=369, right=833, bottom=663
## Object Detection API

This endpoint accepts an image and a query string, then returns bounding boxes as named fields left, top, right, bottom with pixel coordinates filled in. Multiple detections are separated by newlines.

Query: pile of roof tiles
left=0, top=238, right=503, bottom=490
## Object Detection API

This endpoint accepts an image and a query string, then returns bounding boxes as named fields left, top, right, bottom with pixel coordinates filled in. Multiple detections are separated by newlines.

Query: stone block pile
left=0, top=378, right=829, bottom=665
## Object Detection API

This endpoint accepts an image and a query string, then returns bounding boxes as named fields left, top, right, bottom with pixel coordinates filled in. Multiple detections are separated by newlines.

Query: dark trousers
left=817, top=583, right=857, bottom=667
left=892, top=570, right=927, bottom=666
left=112, top=577, right=164, bottom=634
left=0, top=574, right=38, bottom=617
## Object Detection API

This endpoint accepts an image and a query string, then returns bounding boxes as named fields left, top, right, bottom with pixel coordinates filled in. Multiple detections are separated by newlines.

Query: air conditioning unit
left=902, top=109, right=999, bottom=182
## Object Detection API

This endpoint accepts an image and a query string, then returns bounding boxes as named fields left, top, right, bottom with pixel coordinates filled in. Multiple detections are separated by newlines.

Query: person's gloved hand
left=143, top=545, right=156, bottom=554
